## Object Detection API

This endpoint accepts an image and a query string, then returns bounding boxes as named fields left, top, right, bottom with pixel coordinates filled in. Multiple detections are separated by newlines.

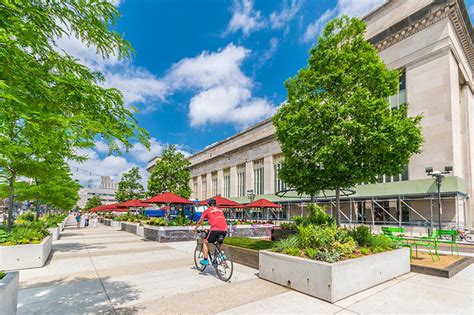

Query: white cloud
left=226, top=0, right=265, bottom=36
left=258, top=37, right=279, bottom=66
left=303, top=0, right=386, bottom=43
left=188, top=86, right=274, bottom=127
left=270, top=0, right=300, bottom=30
left=166, top=44, right=251, bottom=90
left=304, top=8, right=336, bottom=43
left=129, top=138, right=165, bottom=163
left=94, top=140, right=109, bottom=153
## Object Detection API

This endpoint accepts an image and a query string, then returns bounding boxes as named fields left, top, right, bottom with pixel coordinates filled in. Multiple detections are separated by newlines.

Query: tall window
left=237, top=164, right=246, bottom=197
left=377, top=167, right=409, bottom=183
left=253, top=160, right=264, bottom=195
left=211, top=172, right=217, bottom=197
left=223, top=169, right=230, bottom=198
left=389, top=71, right=406, bottom=110
left=273, top=156, right=287, bottom=193
left=201, top=175, right=207, bottom=199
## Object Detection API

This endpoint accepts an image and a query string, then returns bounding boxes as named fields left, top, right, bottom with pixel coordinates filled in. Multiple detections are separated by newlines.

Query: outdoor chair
left=435, top=229, right=459, bottom=256
left=411, top=230, right=439, bottom=261
left=381, top=226, right=414, bottom=261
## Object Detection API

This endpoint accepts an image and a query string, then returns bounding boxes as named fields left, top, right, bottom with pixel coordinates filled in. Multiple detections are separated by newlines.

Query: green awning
left=230, top=176, right=468, bottom=204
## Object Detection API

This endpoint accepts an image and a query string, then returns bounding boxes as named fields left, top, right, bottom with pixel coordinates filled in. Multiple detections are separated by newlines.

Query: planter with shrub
left=0, top=270, right=19, bottom=315
left=228, top=223, right=274, bottom=238
left=223, top=237, right=274, bottom=269
left=259, top=205, right=410, bottom=303
left=0, top=217, right=53, bottom=270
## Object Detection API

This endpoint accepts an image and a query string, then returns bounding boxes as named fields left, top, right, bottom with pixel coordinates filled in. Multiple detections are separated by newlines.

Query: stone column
left=264, top=155, right=273, bottom=194
left=207, top=173, right=212, bottom=198
left=230, top=165, right=238, bottom=197
left=245, top=161, right=254, bottom=196
left=217, top=169, right=224, bottom=196
left=189, top=178, right=194, bottom=199
left=197, top=176, right=202, bottom=200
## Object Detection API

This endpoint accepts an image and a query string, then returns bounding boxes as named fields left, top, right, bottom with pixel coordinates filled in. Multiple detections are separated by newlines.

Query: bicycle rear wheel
left=194, top=245, right=207, bottom=272
left=464, top=232, right=474, bottom=243
left=214, top=248, right=233, bottom=282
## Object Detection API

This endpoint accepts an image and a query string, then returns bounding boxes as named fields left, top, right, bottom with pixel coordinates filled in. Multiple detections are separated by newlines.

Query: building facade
left=76, top=176, right=119, bottom=208
left=149, top=0, right=474, bottom=229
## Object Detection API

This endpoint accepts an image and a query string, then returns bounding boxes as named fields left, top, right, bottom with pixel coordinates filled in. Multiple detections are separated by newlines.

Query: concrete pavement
left=17, top=219, right=474, bottom=314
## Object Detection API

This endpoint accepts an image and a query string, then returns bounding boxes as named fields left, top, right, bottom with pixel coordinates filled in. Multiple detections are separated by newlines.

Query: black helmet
left=207, top=198, right=216, bottom=207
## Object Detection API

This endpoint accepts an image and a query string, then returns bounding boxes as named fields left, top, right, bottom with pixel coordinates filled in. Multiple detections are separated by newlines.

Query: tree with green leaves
left=116, top=167, right=145, bottom=202
left=273, top=16, right=423, bottom=226
left=148, top=145, right=192, bottom=198
left=0, top=1, right=150, bottom=230
left=84, top=196, right=102, bottom=211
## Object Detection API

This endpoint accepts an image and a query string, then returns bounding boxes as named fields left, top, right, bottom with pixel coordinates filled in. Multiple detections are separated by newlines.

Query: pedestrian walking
left=84, top=213, right=90, bottom=227
left=92, top=213, right=99, bottom=227
left=76, top=213, right=82, bottom=228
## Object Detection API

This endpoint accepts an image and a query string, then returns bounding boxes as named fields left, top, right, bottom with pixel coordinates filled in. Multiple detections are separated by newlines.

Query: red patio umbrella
left=244, top=198, right=282, bottom=209
left=115, top=199, right=149, bottom=208
left=143, top=192, right=193, bottom=205
left=198, top=195, right=243, bottom=208
left=89, top=204, right=128, bottom=212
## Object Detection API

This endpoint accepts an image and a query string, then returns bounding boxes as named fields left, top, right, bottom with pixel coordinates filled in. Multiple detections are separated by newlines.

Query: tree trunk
left=335, top=186, right=341, bottom=226
left=7, top=172, right=15, bottom=232
left=310, top=193, right=316, bottom=204
left=35, top=192, right=40, bottom=221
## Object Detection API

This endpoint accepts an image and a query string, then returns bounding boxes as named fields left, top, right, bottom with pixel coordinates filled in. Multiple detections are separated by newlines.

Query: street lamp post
left=425, top=166, right=452, bottom=231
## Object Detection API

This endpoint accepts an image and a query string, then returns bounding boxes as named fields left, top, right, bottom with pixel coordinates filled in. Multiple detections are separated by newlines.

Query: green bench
left=381, top=227, right=414, bottom=261
left=435, top=229, right=459, bottom=256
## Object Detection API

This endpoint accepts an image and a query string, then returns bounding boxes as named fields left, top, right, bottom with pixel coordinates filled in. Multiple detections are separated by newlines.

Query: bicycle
left=438, top=229, right=474, bottom=243
left=194, top=229, right=233, bottom=282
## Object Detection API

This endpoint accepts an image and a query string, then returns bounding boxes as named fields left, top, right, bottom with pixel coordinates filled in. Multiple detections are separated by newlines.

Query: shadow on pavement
left=18, top=276, right=141, bottom=314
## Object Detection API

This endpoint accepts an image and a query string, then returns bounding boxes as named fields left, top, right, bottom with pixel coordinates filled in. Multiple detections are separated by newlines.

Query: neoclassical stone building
left=148, top=0, right=474, bottom=229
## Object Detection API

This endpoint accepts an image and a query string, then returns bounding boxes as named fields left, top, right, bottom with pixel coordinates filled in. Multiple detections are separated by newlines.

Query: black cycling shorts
left=205, top=230, right=227, bottom=244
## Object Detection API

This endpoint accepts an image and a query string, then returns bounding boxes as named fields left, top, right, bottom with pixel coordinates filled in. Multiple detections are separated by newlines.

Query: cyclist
left=193, top=198, right=228, bottom=266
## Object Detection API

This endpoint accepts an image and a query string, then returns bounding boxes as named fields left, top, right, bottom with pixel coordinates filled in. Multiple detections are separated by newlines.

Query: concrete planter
left=121, top=222, right=138, bottom=234
left=47, top=226, right=60, bottom=241
left=136, top=225, right=145, bottom=237
left=224, top=245, right=259, bottom=269
left=144, top=225, right=195, bottom=242
left=0, top=271, right=19, bottom=315
left=0, top=236, right=52, bottom=270
left=103, top=219, right=122, bottom=230
left=228, top=224, right=274, bottom=238
left=259, top=247, right=410, bottom=303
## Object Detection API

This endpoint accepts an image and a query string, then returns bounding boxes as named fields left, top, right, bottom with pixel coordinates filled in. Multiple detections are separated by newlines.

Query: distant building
left=76, top=176, right=118, bottom=208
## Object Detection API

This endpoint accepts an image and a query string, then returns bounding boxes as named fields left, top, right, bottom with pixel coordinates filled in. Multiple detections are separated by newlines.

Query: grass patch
left=224, top=237, right=274, bottom=251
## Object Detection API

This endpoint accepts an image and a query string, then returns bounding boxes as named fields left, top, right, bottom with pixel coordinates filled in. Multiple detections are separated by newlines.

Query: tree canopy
left=116, top=167, right=145, bottom=202
left=0, top=1, right=150, bottom=230
left=273, top=16, right=423, bottom=225
left=148, top=145, right=192, bottom=198
left=84, top=196, right=102, bottom=211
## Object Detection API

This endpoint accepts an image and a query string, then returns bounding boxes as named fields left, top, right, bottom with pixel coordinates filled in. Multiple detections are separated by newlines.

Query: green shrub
left=360, top=247, right=370, bottom=255
left=305, top=247, right=318, bottom=259
left=224, top=237, right=274, bottom=250
left=16, top=212, right=35, bottom=222
left=0, top=222, right=49, bottom=246
left=282, top=247, right=301, bottom=256
left=274, top=234, right=300, bottom=252
left=349, top=225, right=372, bottom=247
left=314, top=248, right=340, bottom=263
left=333, top=239, right=356, bottom=255
left=146, top=217, right=168, bottom=226
left=297, top=225, right=319, bottom=248
left=369, top=234, right=396, bottom=250
left=0, top=271, right=5, bottom=280
left=279, top=222, right=296, bottom=230
left=39, top=214, right=65, bottom=228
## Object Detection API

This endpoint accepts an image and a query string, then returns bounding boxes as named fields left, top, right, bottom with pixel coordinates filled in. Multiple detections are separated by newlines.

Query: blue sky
left=64, top=0, right=474, bottom=186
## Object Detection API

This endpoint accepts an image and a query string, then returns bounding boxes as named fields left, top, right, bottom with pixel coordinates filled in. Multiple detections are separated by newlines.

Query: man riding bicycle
left=193, top=198, right=228, bottom=266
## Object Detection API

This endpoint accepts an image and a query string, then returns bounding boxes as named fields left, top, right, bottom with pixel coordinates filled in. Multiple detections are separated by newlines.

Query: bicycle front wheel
left=194, top=245, right=207, bottom=272
left=215, top=248, right=233, bottom=282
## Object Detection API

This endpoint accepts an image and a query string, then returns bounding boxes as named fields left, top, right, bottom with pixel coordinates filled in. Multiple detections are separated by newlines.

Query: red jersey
left=201, top=206, right=228, bottom=231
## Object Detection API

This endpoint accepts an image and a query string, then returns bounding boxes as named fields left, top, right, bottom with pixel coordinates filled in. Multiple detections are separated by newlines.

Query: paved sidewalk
left=17, top=219, right=474, bottom=314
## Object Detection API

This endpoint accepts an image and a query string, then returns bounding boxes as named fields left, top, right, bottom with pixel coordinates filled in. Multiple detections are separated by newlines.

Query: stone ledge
left=411, top=256, right=474, bottom=278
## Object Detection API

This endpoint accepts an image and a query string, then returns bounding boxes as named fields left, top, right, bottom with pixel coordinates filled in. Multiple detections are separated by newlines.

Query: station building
left=148, top=0, right=474, bottom=229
